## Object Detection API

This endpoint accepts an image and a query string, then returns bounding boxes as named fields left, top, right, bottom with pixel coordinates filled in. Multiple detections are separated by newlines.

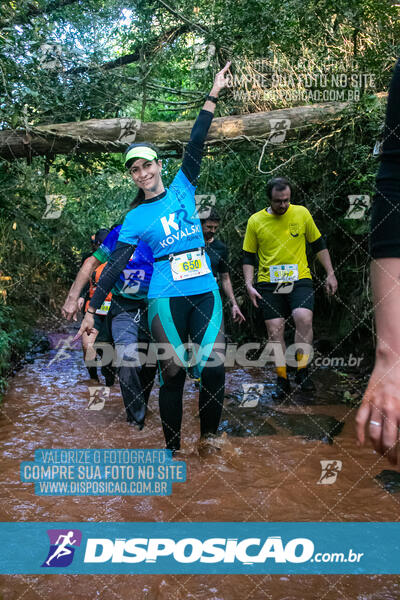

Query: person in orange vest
left=81, top=260, right=115, bottom=385
left=73, top=229, right=114, bottom=386
left=85, top=262, right=113, bottom=315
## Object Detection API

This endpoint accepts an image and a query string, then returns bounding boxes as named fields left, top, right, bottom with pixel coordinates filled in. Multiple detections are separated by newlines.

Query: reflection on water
left=1, top=332, right=400, bottom=599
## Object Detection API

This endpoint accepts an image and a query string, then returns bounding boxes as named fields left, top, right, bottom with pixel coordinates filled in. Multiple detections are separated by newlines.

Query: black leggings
left=148, top=291, right=225, bottom=451
left=371, top=58, right=400, bottom=259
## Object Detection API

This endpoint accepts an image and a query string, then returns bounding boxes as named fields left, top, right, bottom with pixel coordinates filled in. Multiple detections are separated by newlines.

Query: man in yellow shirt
left=243, top=177, right=337, bottom=397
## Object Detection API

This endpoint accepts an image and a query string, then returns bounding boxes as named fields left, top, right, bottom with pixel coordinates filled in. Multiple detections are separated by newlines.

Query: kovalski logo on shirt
left=289, top=223, right=299, bottom=237
left=159, top=212, right=202, bottom=249
left=160, top=213, right=179, bottom=236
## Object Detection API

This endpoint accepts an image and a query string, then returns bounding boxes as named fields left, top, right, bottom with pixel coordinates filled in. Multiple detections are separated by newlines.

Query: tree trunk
left=0, top=101, right=351, bottom=160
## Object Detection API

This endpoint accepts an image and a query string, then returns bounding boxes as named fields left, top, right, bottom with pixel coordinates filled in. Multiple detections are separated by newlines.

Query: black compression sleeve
left=181, top=110, right=213, bottom=185
left=242, top=250, right=256, bottom=265
left=90, top=242, right=135, bottom=310
left=310, top=236, right=327, bottom=253
left=370, top=176, right=400, bottom=258
left=371, top=58, right=400, bottom=258
left=381, top=59, right=400, bottom=161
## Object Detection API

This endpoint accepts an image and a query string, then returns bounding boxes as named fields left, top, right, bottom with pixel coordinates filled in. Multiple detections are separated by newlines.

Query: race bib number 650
left=170, top=250, right=210, bottom=281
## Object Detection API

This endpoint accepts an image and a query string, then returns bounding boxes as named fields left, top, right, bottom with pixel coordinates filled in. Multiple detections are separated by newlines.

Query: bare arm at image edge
left=356, top=57, right=400, bottom=463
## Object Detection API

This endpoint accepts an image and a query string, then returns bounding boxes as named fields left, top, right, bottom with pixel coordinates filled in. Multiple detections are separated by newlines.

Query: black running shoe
left=126, top=414, right=145, bottom=430
left=273, top=376, right=291, bottom=399
left=102, top=365, right=116, bottom=387
left=87, top=366, right=99, bottom=381
left=295, top=368, right=316, bottom=391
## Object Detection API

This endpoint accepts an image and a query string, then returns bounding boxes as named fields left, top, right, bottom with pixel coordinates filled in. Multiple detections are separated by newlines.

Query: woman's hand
left=210, top=61, right=231, bottom=96
left=356, top=354, right=400, bottom=464
left=356, top=259, right=400, bottom=464
left=73, top=311, right=96, bottom=341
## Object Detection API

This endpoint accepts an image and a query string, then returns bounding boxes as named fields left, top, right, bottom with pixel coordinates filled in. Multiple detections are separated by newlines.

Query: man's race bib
left=170, top=249, right=211, bottom=281
left=96, top=300, right=111, bottom=316
left=270, top=264, right=299, bottom=282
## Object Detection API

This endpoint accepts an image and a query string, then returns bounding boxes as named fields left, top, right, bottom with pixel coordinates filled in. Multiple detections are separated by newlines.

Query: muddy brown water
left=1, top=330, right=400, bottom=599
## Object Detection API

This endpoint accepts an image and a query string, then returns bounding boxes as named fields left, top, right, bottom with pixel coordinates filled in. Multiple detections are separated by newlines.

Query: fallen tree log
left=0, top=101, right=356, bottom=160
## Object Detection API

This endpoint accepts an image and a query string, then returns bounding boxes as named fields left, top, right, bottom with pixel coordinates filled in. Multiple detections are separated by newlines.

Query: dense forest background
left=0, top=0, right=399, bottom=394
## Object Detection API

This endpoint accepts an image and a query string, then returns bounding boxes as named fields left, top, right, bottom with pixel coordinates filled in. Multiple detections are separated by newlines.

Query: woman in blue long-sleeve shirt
left=77, top=62, right=231, bottom=453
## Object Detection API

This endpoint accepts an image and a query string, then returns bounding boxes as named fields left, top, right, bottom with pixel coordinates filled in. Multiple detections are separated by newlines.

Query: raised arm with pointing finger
left=74, top=61, right=232, bottom=453
left=75, top=61, right=232, bottom=342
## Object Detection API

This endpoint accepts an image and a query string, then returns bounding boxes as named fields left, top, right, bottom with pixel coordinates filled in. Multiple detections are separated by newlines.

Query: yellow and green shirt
left=243, top=204, right=321, bottom=282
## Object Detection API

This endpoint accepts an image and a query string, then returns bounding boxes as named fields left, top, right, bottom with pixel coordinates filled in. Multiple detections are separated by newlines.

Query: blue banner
left=0, top=522, right=399, bottom=574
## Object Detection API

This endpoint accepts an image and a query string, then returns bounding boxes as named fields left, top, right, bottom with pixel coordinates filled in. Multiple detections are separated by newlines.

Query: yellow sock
left=276, top=366, right=287, bottom=379
left=296, top=352, right=309, bottom=370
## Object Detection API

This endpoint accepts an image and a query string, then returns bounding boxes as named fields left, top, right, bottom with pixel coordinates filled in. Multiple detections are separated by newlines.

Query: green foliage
left=0, top=303, right=33, bottom=398
left=0, top=0, right=399, bottom=386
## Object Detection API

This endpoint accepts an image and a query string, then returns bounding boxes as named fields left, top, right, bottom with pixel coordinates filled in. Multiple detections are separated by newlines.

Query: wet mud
left=1, top=329, right=400, bottom=599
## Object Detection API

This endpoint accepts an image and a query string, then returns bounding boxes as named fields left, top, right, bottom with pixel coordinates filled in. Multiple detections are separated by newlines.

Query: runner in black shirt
left=202, top=210, right=245, bottom=324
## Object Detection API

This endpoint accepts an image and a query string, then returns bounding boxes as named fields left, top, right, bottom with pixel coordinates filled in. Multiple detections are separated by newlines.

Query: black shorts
left=257, top=279, right=314, bottom=320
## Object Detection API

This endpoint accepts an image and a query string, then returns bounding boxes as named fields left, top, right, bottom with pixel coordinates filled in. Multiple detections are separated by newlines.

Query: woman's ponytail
left=130, top=188, right=145, bottom=209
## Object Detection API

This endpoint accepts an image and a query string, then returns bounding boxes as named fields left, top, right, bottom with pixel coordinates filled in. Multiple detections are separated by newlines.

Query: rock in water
left=218, top=417, right=277, bottom=437
left=375, top=470, right=400, bottom=494
left=218, top=402, right=277, bottom=437
left=271, top=412, right=344, bottom=443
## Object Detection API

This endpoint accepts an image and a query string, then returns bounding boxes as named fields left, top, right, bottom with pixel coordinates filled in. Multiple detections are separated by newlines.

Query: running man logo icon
left=88, top=386, right=110, bottom=410
left=193, top=194, right=216, bottom=219
left=240, top=383, right=264, bottom=408
left=273, top=281, right=294, bottom=295
left=47, top=334, right=77, bottom=367
left=121, top=268, right=146, bottom=295
left=345, top=195, right=371, bottom=220
left=268, top=119, right=291, bottom=144
left=39, top=42, right=62, bottom=71
left=42, top=529, right=82, bottom=567
left=317, top=460, right=342, bottom=485
left=192, top=40, right=216, bottom=70
left=43, top=194, right=67, bottom=219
